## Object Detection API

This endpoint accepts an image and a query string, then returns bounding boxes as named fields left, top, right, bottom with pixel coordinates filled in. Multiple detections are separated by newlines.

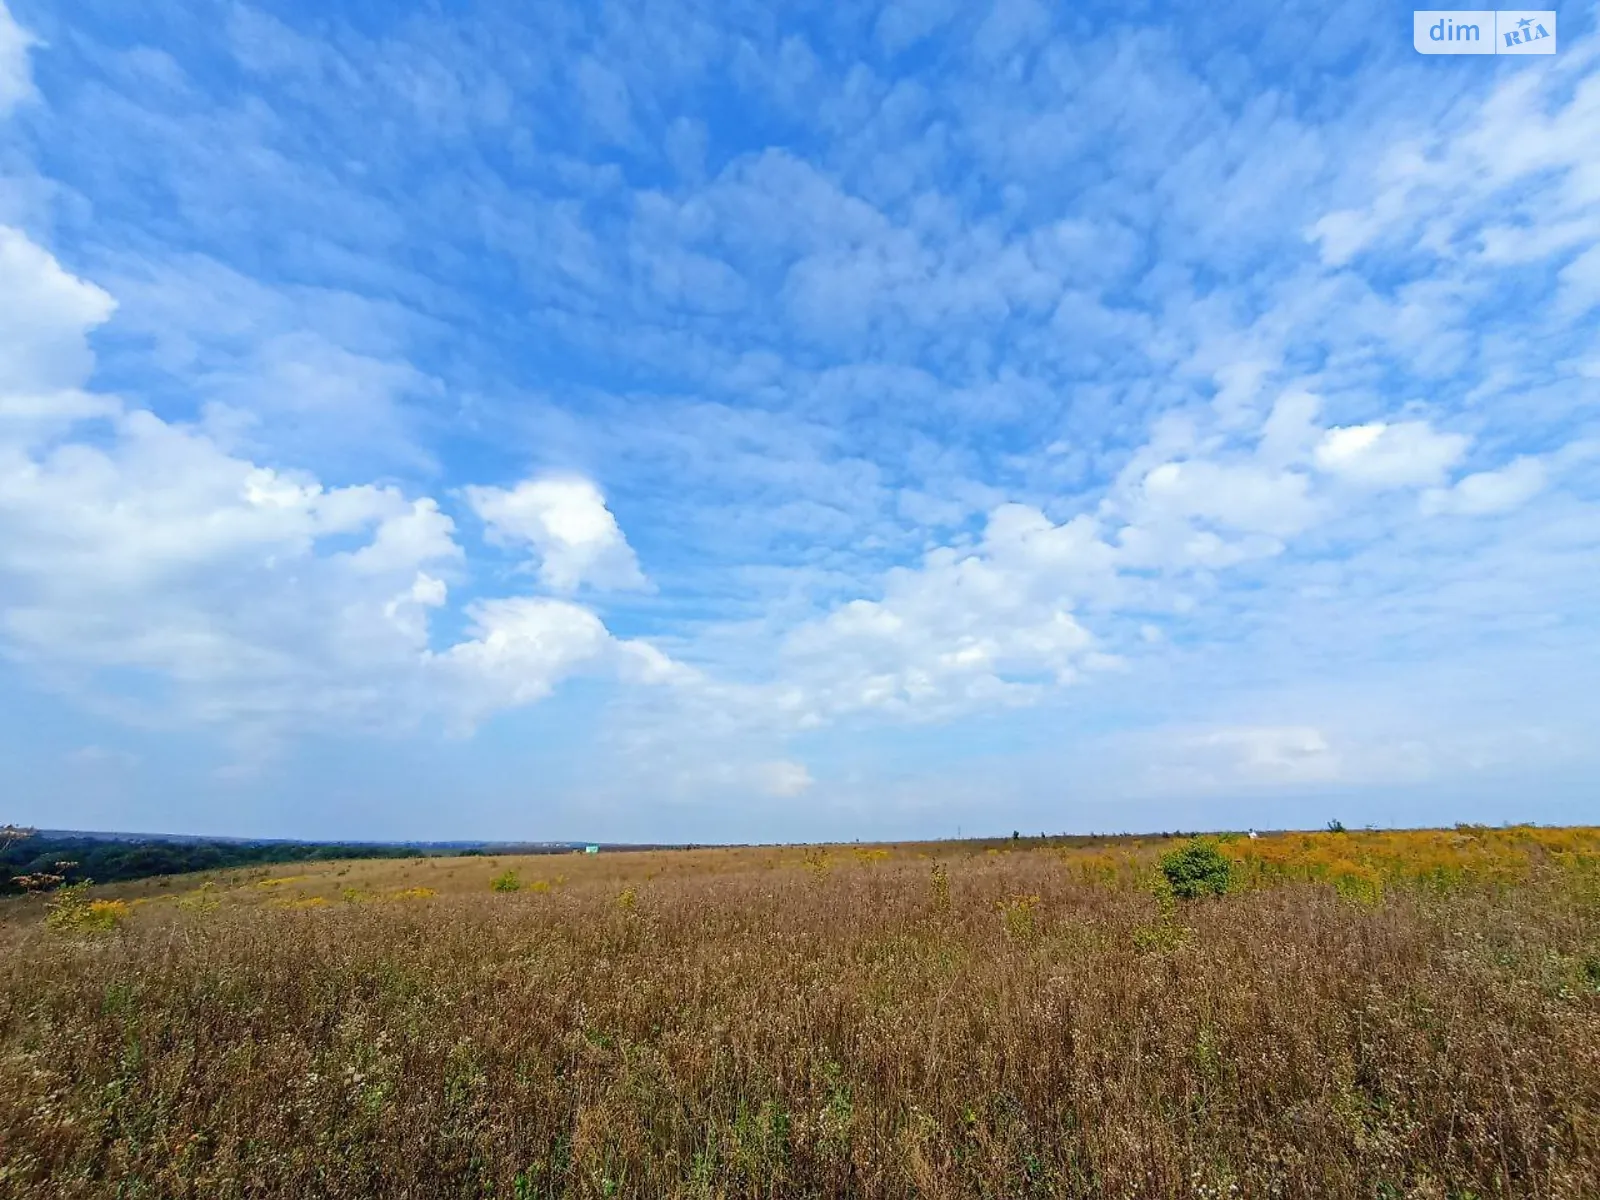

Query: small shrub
left=82, top=899, right=131, bottom=932
left=45, top=883, right=129, bottom=935
left=1159, top=838, right=1232, bottom=900
left=803, top=848, right=831, bottom=880
left=929, top=861, right=950, bottom=912
left=491, top=870, right=522, bottom=893
left=998, top=894, right=1042, bottom=940
left=1132, top=868, right=1187, bottom=950
left=43, top=880, right=91, bottom=929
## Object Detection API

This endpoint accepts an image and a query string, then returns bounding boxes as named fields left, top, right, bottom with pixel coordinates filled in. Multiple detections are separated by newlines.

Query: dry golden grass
left=2, top=828, right=1598, bottom=1198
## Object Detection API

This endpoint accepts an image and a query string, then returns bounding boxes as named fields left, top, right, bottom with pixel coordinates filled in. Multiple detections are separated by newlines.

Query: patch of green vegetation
left=1159, top=838, right=1233, bottom=899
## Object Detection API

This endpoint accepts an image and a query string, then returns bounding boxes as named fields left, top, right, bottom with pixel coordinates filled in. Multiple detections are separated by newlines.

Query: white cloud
left=756, top=759, right=814, bottom=798
left=1137, top=459, right=1316, bottom=538
left=86, top=253, right=443, bottom=474
left=778, top=503, right=1118, bottom=722
left=734, top=378, right=1552, bottom=732
left=1097, top=394, right=1326, bottom=570
left=202, top=331, right=439, bottom=471
left=0, top=2, right=35, bottom=118
left=0, top=403, right=470, bottom=739
left=0, top=412, right=446, bottom=593
left=875, top=0, right=960, bottom=54
left=0, top=224, right=682, bottom=754
left=1420, top=456, right=1547, bottom=517
left=382, top=571, right=448, bottom=644
left=1181, top=725, right=1341, bottom=786
left=1313, top=421, right=1467, bottom=489
left=573, top=56, right=633, bottom=143
left=1255, top=390, right=1322, bottom=466
left=1557, top=244, right=1600, bottom=317
left=433, top=596, right=615, bottom=714
left=974, top=0, right=1051, bottom=60
left=0, top=226, right=116, bottom=398
left=466, top=476, right=647, bottom=592
left=1308, top=52, right=1600, bottom=270
left=345, top=499, right=458, bottom=575
left=1307, top=207, right=1382, bottom=270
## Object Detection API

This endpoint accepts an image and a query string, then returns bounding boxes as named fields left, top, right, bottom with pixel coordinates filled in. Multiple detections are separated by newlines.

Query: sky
left=0, top=0, right=1596, bottom=843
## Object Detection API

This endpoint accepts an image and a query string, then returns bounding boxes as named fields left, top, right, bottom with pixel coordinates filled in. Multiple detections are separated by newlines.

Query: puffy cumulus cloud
left=755, top=379, right=1559, bottom=732
left=0, top=226, right=116, bottom=402
left=0, top=404, right=467, bottom=734
left=1312, top=421, right=1468, bottom=489
left=1098, top=392, right=1326, bottom=571
left=0, top=2, right=33, bottom=118
left=1081, top=397, right=1317, bottom=572
left=381, top=571, right=449, bottom=646
left=345, top=499, right=459, bottom=575
left=0, top=224, right=685, bottom=752
left=1135, top=459, right=1316, bottom=540
left=431, top=598, right=702, bottom=730
left=1421, top=457, right=1547, bottom=517
left=0, top=410, right=456, bottom=596
left=780, top=504, right=1121, bottom=723
left=981, top=505, right=1120, bottom=588
left=465, top=476, right=648, bottom=592
left=431, top=597, right=615, bottom=725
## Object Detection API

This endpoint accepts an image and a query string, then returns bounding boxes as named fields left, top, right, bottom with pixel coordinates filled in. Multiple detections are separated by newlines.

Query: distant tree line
left=0, top=832, right=420, bottom=895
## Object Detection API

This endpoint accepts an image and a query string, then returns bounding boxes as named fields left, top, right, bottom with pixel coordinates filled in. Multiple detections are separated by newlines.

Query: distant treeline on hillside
left=0, top=834, right=423, bottom=894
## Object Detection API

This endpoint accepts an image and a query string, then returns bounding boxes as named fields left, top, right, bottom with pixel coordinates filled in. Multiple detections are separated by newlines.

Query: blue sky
left=0, top=0, right=1596, bottom=842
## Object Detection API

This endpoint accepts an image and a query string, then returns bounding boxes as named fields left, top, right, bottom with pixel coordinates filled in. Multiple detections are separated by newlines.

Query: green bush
left=1159, top=838, right=1232, bottom=900
left=490, top=870, right=522, bottom=893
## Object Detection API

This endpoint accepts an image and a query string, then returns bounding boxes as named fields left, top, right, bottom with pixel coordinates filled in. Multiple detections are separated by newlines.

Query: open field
left=3, top=827, right=1599, bottom=1199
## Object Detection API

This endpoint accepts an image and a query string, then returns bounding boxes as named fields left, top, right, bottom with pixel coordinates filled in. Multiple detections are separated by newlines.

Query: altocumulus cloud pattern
left=0, top=0, right=1597, bottom=842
